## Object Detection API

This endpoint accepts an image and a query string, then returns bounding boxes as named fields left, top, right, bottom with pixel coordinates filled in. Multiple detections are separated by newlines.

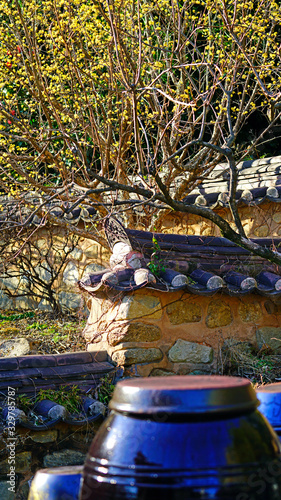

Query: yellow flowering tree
left=0, top=0, right=281, bottom=264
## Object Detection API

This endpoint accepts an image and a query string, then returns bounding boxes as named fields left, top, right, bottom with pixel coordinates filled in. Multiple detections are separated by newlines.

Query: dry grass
left=219, top=338, right=281, bottom=385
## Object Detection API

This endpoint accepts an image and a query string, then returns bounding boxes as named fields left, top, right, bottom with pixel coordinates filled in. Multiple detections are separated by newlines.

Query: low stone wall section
left=85, top=289, right=281, bottom=377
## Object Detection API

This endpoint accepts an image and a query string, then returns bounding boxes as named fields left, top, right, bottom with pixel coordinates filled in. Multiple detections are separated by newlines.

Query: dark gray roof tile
left=17, top=355, right=57, bottom=369
left=78, top=219, right=281, bottom=298
left=183, top=157, right=281, bottom=208
left=0, top=358, right=18, bottom=371
left=0, top=367, right=42, bottom=380
left=55, top=352, right=93, bottom=366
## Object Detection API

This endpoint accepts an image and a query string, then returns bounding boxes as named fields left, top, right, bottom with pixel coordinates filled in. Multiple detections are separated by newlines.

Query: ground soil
left=0, top=310, right=87, bottom=355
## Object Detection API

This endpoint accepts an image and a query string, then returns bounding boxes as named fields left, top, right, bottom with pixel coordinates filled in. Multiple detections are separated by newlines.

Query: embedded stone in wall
left=166, top=301, right=201, bottom=325
left=35, top=262, right=52, bottom=283
left=63, top=261, right=79, bottom=285
left=82, top=294, right=118, bottom=342
left=242, top=222, right=252, bottom=235
left=36, top=238, right=47, bottom=249
left=0, top=451, right=32, bottom=473
left=206, top=300, right=233, bottom=328
left=117, top=294, right=162, bottom=321
left=43, top=449, right=86, bottom=468
left=107, top=321, right=161, bottom=346
left=176, top=366, right=211, bottom=375
left=16, top=276, right=30, bottom=291
left=273, top=213, right=281, bottom=224
left=150, top=368, right=175, bottom=376
left=238, top=302, right=262, bottom=322
left=85, top=294, right=112, bottom=320
left=14, top=297, right=38, bottom=310
left=112, top=347, right=163, bottom=366
left=84, top=244, right=99, bottom=259
left=69, top=247, right=83, bottom=261
left=0, top=276, right=20, bottom=290
left=0, top=290, right=13, bottom=309
left=253, top=225, right=269, bottom=237
left=38, top=298, right=53, bottom=312
left=30, top=430, right=58, bottom=443
left=256, top=327, right=281, bottom=352
left=83, top=263, right=105, bottom=276
left=168, top=339, right=213, bottom=363
left=201, top=225, right=213, bottom=236
left=0, top=481, right=14, bottom=500
left=58, top=292, right=81, bottom=310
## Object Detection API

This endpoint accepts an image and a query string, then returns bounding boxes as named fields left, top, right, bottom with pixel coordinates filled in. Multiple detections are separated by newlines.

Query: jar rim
left=109, top=375, right=259, bottom=415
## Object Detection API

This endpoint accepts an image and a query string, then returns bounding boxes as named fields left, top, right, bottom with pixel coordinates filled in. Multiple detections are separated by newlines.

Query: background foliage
left=0, top=0, right=281, bottom=264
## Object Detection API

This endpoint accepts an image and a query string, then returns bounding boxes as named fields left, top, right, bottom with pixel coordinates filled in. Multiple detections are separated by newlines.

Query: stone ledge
left=112, top=348, right=163, bottom=366
left=107, top=321, right=162, bottom=346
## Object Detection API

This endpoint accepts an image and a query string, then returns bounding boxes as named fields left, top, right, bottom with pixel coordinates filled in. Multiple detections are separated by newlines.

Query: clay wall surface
left=160, top=202, right=281, bottom=238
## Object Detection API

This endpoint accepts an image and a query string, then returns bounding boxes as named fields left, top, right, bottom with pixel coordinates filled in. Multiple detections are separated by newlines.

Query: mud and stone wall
left=84, top=288, right=281, bottom=377
left=1, top=200, right=281, bottom=312
left=0, top=233, right=109, bottom=312
left=158, top=202, right=281, bottom=238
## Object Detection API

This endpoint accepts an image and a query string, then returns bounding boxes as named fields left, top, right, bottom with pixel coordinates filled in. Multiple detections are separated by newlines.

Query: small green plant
left=26, top=321, right=49, bottom=331
left=35, top=385, right=82, bottom=414
left=0, top=312, right=34, bottom=321
left=16, top=394, right=35, bottom=413
left=253, top=357, right=274, bottom=375
left=52, top=332, right=68, bottom=343
left=97, top=376, right=115, bottom=405
left=187, top=277, right=196, bottom=285
left=147, top=236, right=166, bottom=277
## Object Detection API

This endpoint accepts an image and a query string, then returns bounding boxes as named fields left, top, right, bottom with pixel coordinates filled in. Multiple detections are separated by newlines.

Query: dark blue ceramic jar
left=80, top=376, right=281, bottom=500
left=257, top=383, right=281, bottom=435
left=28, top=465, right=82, bottom=500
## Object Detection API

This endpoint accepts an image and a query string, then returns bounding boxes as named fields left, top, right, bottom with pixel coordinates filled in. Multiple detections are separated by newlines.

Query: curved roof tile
left=183, top=156, right=281, bottom=208
left=78, top=219, right=281, bottom=298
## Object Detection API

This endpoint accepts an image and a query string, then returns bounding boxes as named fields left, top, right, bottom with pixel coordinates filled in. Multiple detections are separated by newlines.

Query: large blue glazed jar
left=80, top=375, right=281, bottom=500
left=28, top=465, right=82, bottom=499
left=256, top=383, right=281, bottom=435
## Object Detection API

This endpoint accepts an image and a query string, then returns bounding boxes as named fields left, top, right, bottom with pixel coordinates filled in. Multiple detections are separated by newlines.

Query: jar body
left=257, top=384, right=281, bottom=436
left=28, top=466, right=82, bottom=500
left=80, top=409, right=281, bottom=500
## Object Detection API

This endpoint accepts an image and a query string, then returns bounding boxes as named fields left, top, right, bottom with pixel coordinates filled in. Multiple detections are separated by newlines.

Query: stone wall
left=0, top=229, right=109, bottom=312
left=84, top=288, right=281, bottom=377
left=2, top=200, right=281, bottom=312
left=159, top=202, right=281, bottom=238
left=0, top=418, right=102, bottom=499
